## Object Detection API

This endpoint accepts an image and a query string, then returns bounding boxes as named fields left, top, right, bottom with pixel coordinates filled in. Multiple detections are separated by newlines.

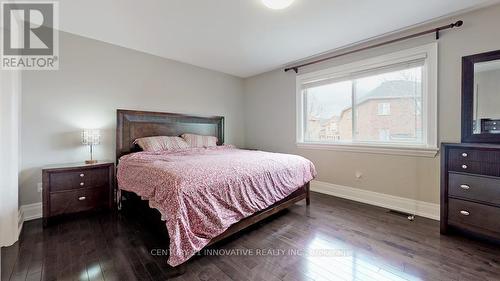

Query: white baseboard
left=310, top=180, right=440, bottom=221
left=18, top=208, right=24, bottom=236
left=15, top=183, right=439, bottom=235
left=20, top=202, right=43, bottom=221
left=17, top=202, right=42, bottom=236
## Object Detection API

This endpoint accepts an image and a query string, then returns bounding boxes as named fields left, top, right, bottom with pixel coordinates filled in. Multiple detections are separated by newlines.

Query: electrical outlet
left=37, top=182, right=43, bottom=193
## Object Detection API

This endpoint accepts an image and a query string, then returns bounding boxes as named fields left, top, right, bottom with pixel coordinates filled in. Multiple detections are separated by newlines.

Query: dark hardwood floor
left=2, top=192, right=500, bottom=281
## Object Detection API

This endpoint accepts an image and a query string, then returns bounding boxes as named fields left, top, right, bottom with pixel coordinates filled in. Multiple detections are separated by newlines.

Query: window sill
left=296, top=142, right=439, bottom=157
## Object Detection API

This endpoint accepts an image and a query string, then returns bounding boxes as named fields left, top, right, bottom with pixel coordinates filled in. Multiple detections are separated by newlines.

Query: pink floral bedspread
left=117, top=146, right=316, bottom=266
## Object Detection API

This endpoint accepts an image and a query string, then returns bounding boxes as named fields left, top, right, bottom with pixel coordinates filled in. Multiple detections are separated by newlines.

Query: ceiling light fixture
left=262, top=0, right=295, bottom=10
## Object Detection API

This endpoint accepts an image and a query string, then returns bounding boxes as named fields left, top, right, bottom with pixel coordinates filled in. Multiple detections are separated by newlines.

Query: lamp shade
left=262, top=0, right=294, bottom=9
left=81, top=129, right=101, bottom=145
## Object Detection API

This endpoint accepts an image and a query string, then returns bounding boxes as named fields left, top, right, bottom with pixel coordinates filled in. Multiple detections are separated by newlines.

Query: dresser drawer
left=449, top=148, right=500, bottom=163
left=49, top=167, right=110, bottom=192
left=448, top=198, right=500, bottom=236
left=448, top=159, right=500, bottom=177
left=448, top=173, right=500, bottom=206
left=49, top=188, right=108, bottom=216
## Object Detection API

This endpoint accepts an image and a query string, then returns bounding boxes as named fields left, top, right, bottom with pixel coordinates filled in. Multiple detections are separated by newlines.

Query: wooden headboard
left=116, top=109, right=224, bottom=162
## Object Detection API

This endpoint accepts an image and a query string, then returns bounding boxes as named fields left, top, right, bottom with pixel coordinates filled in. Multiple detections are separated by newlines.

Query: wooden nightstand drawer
left=43, top=161, right=115, bottom=227
left=49, top=188, right=108, bottom=216
left=50, top=167, right=110, bottom=192
left=88, top=167, right=110, bottom=187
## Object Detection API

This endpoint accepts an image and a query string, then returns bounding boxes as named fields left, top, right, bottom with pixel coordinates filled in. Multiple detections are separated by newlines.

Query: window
left=296, top=44, right=438, bottom=157
left=377, top=103, right=391, bottom=116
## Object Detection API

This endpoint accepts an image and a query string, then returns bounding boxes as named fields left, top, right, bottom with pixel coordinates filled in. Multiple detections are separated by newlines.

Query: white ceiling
left=39, top=0, right=500, bottom=77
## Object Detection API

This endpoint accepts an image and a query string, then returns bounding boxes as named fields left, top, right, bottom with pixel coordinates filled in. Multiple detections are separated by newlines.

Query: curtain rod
left=284, top=20, right=463, bottom=73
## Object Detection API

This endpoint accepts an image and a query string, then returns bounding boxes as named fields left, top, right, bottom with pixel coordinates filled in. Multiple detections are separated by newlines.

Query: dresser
left=441, top=143, right=500, bottom=241
left=42, top=161, right=115, bottom=226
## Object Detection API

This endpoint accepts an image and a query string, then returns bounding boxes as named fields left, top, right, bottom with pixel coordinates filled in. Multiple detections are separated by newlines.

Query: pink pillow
left=134, top=136, right=189, bottom=152
left=181, top=133, right=218, bottom=148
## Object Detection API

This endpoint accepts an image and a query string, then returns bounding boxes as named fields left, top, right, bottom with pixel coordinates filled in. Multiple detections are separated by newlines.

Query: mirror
left=462, top=50, right=500, bottom=143
left=473, top=60, right=500, bottom=134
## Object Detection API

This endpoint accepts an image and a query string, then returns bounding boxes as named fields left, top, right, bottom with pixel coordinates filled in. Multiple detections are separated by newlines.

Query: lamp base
left=85, top=160, right=98, bottom=164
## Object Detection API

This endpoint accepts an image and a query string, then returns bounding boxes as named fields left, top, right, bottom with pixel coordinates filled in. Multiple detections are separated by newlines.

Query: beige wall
left=20, top=32, right=245, bottom=205
left=243, top=5, right=500, bottom=204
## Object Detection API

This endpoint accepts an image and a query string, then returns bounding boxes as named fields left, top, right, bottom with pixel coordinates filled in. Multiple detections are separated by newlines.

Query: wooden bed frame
left=116, top=109, right=310, bottom=272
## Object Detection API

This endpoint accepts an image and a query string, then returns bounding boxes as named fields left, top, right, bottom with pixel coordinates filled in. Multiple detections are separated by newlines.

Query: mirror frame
left=461, top=50, right=500, bottom=143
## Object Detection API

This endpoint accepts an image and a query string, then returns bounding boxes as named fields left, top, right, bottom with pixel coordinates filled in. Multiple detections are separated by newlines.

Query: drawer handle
left=461, top=164, right=467, bottom=169
left=80, top=173, right=85, bottom=177
left=460, top=184, right=470, bottom=190
left=80, top=182, right=85, bottom=186
left=461, top=152, right=468, bottom=157
left=78, top=196, right=86, bottom=201
left=460, top=210, right=470, bottom=216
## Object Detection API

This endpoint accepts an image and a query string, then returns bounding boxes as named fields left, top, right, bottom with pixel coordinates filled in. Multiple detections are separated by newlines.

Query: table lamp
left=81, top=129, right=101, bottom=164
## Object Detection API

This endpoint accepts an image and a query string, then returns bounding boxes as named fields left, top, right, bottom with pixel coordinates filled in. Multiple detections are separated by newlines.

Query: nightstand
left=42, top=161, right=115, bottom=226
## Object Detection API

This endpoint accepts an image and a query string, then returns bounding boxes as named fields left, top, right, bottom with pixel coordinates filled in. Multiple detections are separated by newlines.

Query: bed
left=115, top=109, right=316, bottom=270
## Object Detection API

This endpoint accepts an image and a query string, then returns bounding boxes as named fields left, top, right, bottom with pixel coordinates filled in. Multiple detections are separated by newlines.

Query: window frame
left=296, top=43, right=438, bottom=157
left=377, top=102, right=391, bottom=116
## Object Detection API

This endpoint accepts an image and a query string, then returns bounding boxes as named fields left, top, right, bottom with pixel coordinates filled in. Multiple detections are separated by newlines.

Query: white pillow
left=134, top=136, right=189, bottom=152
left=181, top=133, right=218, bottom=148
